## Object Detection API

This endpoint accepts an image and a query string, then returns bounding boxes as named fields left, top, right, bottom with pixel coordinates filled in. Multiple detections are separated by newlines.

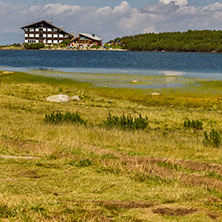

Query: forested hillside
left=110, top=30, right=222, bottom=52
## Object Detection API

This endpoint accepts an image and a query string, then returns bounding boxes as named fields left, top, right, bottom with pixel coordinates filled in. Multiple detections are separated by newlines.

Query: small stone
left=131, top=80, right=139, bottom=83
left=46, top=94, right=70, bottom=103
left=151, top=92, right=161, bottom=96
left=3, top=71, right=13, bottom=74
left=71, top=95, right=81, bottom=101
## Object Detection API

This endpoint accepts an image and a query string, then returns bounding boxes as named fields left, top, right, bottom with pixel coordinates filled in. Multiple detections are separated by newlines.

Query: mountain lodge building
left=21, top=20, right=73, bottom=45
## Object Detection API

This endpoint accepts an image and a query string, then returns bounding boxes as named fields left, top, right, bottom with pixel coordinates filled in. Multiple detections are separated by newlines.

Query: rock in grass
left=71, top=95, right=81, bottom=101
left=131, top=80, right=139, bottom=83
left=151, top=92, right=161, bottom=96
left=46, top=94, right=70, bottom=103
left=3, top=71, right=13, bottom=74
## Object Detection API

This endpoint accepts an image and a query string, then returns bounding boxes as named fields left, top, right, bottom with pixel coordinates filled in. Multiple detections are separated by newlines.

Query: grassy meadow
left=0, top=70, right=222, bottom=221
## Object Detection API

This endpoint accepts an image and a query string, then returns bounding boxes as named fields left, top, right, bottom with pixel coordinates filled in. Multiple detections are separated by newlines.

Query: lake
left=0, top=50, right=222, bottom=88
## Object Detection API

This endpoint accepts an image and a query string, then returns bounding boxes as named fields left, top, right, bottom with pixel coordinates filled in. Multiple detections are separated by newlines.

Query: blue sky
left=0, top=0, right=222, bottom=44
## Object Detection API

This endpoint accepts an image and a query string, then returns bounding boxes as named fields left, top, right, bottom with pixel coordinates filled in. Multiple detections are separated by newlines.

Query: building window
left=48, top=40, right=52, bottom=44
left=53, top=34, right=58, bottom=38
left=54, top=28, right=57, bottom=32
left=25, top=34, right=29, bottom=37
left=43, top=34, right=47, bottom=37
left=43, top=28, right=47, bottom=31
left=35, top=28, right=39, bottom=32
left=35, top=34, right=39, bottom=37
left=53, top=40, right=58, bottom=44
left=59, top=34, right=63, bottom=38
left=28, top=39, right=36, bottom=43
left=48, top=34, right=52, bottom=38
left=30, top=28, right=34, bottom=32
left=29, top=34, right=34, bottom=37
left=48, top=28, right=52, bottom=32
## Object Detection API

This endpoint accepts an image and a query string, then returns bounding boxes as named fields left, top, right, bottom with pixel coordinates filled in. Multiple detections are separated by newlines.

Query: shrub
left=184, top=119, right=203, bottom=130
left=203, top=129, right=221, bottom=147
left=104, top=113, right=149, bottom=130
left=24, top=43, right=45, bottom=50
left=44, top=111, right=87, bottom=125
left=70, top=159, right=92, bottom=167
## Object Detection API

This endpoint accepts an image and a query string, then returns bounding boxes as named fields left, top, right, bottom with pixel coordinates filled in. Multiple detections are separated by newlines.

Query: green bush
left=104, top=113, right=149, bottom=130
left=24, top=43, right=45, bottom=50
left=203, top=129, right=221, bottom=147
left=60, top=39, right=71, bottom=47
left=184, top=119, right=203, bottom=130
left=70, top=159, right=92, bottom=167
left=44, top=111, right=87, bottom=125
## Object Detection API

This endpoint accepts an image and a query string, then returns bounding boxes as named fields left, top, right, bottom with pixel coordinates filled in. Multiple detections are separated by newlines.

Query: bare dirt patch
left=175, top=159, right=222, bottom=175
left=180, top=174, right=222, bottom=190
left=66, top=200, right=155, bottom=209
left=95, top=200, right=154, bottom=209
left=207, top=213, right=219, bottom=220
left=153, top=207, right=197, bottom=216
left=0, top=136, right=40, bottom=154
left=20, top=170, right=41, bottom=179
left=88, top=145, right=222, bottom=190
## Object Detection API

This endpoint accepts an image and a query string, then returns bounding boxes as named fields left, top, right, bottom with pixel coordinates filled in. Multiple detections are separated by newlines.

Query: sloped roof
left=20, top=20, right=74, bottom=37
left=79, top=33, right=102, bottom=41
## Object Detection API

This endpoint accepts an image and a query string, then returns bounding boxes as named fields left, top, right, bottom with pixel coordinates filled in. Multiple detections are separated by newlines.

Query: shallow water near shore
left=1, top=50, right=222, bottom=88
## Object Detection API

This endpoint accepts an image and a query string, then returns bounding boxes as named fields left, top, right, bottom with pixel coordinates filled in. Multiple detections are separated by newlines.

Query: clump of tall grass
left=44, top=111, right=87, bottom=125
left=203, top=129, right=221, bottom=147
left=103, top=113, right=149, bottom=130
left=70, top=159, right=92, bottom=167
left=184, top=119, right=203, bottom=130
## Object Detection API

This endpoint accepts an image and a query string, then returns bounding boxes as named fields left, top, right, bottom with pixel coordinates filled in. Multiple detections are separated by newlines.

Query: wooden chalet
left=21, top=20, right=74, bottom=45
left=70, top=33, right=102, bottom=46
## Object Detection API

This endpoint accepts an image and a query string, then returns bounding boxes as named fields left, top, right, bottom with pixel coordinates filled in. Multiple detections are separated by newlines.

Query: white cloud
left=0, top=1, right=222, bottom=44
left=159, top=0, right=188, bottom=6
left=143, top=26, right=156, bottom=33
left=203, top=2, right=222, bottom=11
left=113, top=1, right=131, bottom=14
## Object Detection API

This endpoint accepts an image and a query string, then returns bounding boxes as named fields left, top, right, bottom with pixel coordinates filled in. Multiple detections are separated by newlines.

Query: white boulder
left=151, top=92, right=161, bottom=96
left=131, top=80, right=139, bottom=83
left=46, top=94, right=70, bottom=103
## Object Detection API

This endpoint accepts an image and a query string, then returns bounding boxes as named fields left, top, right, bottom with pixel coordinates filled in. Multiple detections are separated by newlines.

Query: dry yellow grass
left=0, top=71, right=222, bottom=221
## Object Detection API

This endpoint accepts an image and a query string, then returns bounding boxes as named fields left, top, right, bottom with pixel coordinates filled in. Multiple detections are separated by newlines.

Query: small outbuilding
left=70, top=33, right=102, bottom=47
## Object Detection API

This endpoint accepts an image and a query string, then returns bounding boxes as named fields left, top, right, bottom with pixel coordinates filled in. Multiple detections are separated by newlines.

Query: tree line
left=109, top=30, right=222, bottom=52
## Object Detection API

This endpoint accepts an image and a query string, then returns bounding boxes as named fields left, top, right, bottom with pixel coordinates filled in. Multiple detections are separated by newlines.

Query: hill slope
left=110, top=30, right=222, bottom=52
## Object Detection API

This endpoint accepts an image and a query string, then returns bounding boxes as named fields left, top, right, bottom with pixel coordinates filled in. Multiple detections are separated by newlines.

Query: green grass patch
left=103, top=113, right=149, bottom=130
left=203, top=129, right=221, bottom=147
left=44, top=111, right=87, bottom=125
left=184, top=119, right=203, bottom=130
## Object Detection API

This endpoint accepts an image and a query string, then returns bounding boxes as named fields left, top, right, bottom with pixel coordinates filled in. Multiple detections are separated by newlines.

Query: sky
left=0, top=0, right=222, bottom=44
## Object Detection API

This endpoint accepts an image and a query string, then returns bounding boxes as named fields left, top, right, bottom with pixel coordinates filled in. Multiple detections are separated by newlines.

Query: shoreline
left=0, top=46, right=127, bottom=52
left=0, top=47, right=220, bottom=53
